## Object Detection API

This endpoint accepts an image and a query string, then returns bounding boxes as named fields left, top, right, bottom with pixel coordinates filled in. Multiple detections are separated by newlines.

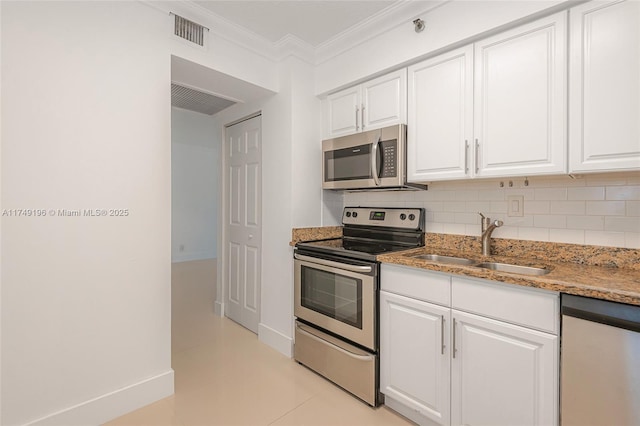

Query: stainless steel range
left=294, top=207, right=425, bottom=406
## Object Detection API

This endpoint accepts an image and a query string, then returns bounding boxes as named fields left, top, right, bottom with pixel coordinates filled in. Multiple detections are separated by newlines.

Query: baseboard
left=214, top=300, right=224, bottom=317
left=384, top=395, right=438, bottom=426
left=258, top=323, right=293, bottom=358
left=27, top=370, right=174, bottom=426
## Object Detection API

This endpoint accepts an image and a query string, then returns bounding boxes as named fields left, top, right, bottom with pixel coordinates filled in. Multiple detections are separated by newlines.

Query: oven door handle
left=294, top=253, right=373, bottom=273
left=296, top=323, right=375, bottom=362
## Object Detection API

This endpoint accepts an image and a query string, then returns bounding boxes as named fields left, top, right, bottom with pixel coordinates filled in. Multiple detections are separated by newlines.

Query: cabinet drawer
left=381, top=264, right=451, bottom=306
left=452, top=276, right=559, bottom=334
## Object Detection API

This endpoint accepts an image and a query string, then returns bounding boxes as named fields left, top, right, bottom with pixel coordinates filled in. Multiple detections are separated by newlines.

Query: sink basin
left=475, top=262, right=551, bottom=276
left=412, top=254, right=476, bottom=266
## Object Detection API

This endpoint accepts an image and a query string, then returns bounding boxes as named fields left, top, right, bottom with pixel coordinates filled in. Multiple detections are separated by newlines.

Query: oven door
left=294, top=252, right=377, bottom=351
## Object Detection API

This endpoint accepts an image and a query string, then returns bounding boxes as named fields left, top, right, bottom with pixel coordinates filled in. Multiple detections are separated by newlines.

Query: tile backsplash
left=343, top=172, right=640, bottom=249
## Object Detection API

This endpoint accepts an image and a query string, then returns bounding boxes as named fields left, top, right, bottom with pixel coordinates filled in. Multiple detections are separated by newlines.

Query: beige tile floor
left=105, top=259, right=413, bottom=426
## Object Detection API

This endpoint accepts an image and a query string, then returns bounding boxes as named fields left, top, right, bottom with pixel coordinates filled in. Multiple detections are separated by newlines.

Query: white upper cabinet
left=569, top=0, right=640, bottom=173
left=323, top=69, right=407, bottom=139
left=408, top=46, right=474, bottom=182
left=474, top=12, right=567, bottom=178
left=407, top=12, right=568, bottom=182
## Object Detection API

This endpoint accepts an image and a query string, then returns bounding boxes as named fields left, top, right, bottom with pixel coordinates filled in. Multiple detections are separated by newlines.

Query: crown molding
left=142, top=0, right=448, bottom=66
left=315, top=0, right=449, bottom=64
left=274, top=34, right=316, bottom=64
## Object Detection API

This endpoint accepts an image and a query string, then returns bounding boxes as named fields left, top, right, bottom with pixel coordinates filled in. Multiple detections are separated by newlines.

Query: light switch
left=507, top=195, right=524, bottom=217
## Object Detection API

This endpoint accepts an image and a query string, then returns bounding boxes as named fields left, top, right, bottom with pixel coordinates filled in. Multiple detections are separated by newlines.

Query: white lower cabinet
left=451, top=310, right=558, bottom=426
left=380, top=264, right=559, bottom=426
left=380, top=291, right=451, bottom=426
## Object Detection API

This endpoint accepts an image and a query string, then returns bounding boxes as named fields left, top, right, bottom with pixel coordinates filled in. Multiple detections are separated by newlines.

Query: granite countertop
left=290, top=226, right=640, bottom=306
left=378, top=244, right=640, bottom=307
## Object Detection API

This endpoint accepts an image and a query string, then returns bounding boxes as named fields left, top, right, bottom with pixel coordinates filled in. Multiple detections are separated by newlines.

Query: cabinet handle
left=464, top=140, right=469, bottom=174
left=475, top=139, right=480, bottom=174
left=355, top=106, right=360, bottom=131
left=361, top=104, right=365, bottom=130
left=452, top=318, right=457, bottom=359
left=441, top=315, right=446, bottom=355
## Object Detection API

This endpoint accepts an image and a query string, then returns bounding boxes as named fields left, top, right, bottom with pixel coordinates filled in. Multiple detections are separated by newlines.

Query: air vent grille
left=171, top=84, right=236, bottom=116
left=174, top=14, right=206, bottom=46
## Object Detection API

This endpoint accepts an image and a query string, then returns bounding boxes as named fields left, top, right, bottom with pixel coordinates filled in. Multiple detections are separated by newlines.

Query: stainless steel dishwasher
left=561, top=294, right=640, bottom=425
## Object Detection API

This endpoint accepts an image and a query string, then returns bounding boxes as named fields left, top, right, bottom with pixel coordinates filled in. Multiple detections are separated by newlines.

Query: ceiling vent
left=171, top=84, right=236, bottom=116
left=173, top=14, right=207, bottom=47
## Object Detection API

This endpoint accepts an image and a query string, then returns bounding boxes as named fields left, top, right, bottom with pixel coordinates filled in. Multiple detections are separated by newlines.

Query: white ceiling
left=193, top=0, right=398, bottom=47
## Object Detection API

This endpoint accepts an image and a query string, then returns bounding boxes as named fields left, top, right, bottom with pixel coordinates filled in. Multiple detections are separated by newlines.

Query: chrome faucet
left=479, top=213, right=503, bottom=256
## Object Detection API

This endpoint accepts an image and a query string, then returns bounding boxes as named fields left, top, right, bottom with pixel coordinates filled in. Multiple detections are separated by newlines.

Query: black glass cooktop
left=296, top=237, right=414, bottom=261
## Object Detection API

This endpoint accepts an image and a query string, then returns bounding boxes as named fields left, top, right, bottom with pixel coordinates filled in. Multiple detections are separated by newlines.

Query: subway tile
left=435, top=190, right=458, bottom=201
left=505, top=188, right=535, bottom=200
left=625, top=233, right=640, bottom=249
left=523, top=201, right=550, bottom=214
left=534, top=188, right=567, bottom=201
left=443, top=201, right=467, bottom=212
left=518, top=227, right=550, bottom=242
left=585, top=174, right=630, bottom=186
left=567, top=187, right=605, bottom=201
left=491, top=201, right=508, bottom=214
left=433, top=212, right=454, bottom=223
left=502, top=216, right=534, bottom=227
left=466, top=201, right=492, bottom=213
left=454, top=212, right=480, bottom=225
left=606, top=186, right=640, bottom=200
left=550, top=201, right=586, bottom=215
left=464, top=224, right=482, bottom=237
left=424, top=211, right=435, bottom=222
left=549, top=229, right=585, bottom=245
left=585, top=231, right=626, bottom=247
left=566, top=215, right=604, bottom=231
left=424, top=222, right=444, bottom=233
left=627, top=201, right=640, bottom=217
left=424, top=201, right=444, bottom=212
left=534, top=215, right=567, bottom=228
left=493, top=225, right=518, bottom=239
left=442, top=223, right=467, bottom=235
left=478, top=189, right=505, bottom=201
left=586, top=201, right=626, bottom=216
left=454, top=190, right=479, bottom=201
left=604, top=216, right=640, bottom=233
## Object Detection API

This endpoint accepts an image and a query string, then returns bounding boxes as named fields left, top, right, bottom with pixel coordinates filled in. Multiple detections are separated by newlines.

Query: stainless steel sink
left=412, top=254, right=476, bottom=266
left=475, top=262, right=551, bottom=276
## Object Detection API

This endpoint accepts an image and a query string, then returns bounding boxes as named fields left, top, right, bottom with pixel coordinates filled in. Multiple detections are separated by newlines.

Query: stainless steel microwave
left=322, top=124, right=426, bottom=191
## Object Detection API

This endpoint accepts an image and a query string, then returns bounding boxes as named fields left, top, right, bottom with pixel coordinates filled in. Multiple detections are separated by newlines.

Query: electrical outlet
left=507, top=195, right=524, bottom=217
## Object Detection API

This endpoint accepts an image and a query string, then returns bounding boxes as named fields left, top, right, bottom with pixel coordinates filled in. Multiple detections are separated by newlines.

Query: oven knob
left=400, top=213, right=406, bottom=220
left=346, top=211, right=351, bottom=217
left=352, top=212, right=358, bottom=218
left=409, top=214, right=416, bottom=221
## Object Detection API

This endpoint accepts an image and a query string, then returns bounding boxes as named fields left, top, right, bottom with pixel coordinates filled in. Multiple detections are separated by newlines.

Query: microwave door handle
left=370, top=135, right=381, bottom=186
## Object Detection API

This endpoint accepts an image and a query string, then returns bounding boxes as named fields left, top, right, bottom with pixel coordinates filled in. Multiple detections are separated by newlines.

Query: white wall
left=171, top=107, right=218, bottom=262
left=344, top=173, right=640, bottom=248
left=1, top=2, right=173, bottom=425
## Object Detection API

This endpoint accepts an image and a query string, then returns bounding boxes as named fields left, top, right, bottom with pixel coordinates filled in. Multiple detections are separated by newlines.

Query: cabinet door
left=380, top=291, right=451, bottom=426
left=569, top=0, right=640, bottom=172
left=407, top=46, right=473, bottom=182
left=325, top=86, right=361, bottom=138
left=474, top=12, right=567, bottom=178
left=361, top=69, right=407, bottom=132
left=451, top=310, right=558, bottom=426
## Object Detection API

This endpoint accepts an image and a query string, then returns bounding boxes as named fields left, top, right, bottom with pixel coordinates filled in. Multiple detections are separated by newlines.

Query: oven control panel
left=342, top=207, right=423, bottom=230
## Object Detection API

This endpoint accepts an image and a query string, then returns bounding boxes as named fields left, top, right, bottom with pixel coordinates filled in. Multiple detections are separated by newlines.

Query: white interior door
left=225, top=115, right=262, bottom=333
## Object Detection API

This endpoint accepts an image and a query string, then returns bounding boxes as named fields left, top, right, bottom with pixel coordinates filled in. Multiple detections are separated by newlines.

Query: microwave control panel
left=380, top=140, right=397, bottom=178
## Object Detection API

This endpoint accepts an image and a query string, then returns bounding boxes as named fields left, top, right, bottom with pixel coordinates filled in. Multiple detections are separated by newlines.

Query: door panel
left=451, top=310, right=558, bottom=426
left=225, top=115, right=262, bottom=333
